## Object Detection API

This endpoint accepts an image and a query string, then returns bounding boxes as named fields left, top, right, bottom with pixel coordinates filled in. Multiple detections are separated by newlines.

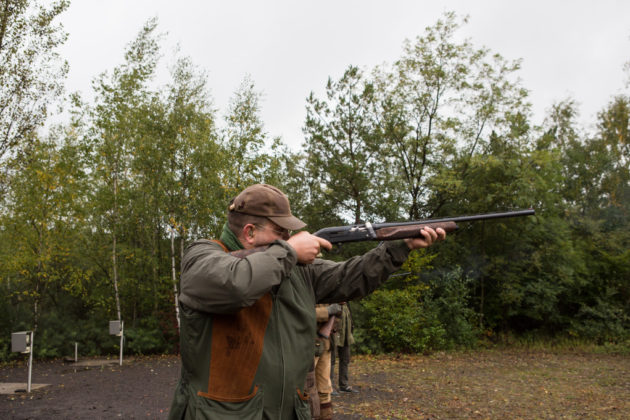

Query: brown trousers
left=308, top=338, right=334, bottom=419
left=314, top=337, right=333, bottom=403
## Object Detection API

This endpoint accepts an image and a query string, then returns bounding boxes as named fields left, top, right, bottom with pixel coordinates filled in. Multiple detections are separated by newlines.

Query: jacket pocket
left=194, top=388, right=264, bottom=420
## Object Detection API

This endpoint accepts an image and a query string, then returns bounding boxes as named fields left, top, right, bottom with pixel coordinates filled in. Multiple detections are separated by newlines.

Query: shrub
left=569, top=295, right=630, bottom=343
left=354, top=265, right=480, bottom=354
left=423, top=267, right=480, bottom=349
left=125, top=318, right=168, bottom=355
left=357, top=285, right=446, bottom=353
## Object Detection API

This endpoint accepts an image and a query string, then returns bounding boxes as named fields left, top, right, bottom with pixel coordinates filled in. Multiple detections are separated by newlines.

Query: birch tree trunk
left=112, top=172, right=121, bottom=321
left=170, top=223, right=180, bottom=331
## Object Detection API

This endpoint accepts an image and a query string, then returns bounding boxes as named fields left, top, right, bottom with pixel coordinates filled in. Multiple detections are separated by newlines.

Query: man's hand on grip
left=287, top=231, right=332, bottom=264
left=327, top=303, right=342, bottom=316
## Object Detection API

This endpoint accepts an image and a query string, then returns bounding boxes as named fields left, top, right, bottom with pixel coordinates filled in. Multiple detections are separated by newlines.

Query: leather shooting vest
left=196, top=240, right=273, bottom=402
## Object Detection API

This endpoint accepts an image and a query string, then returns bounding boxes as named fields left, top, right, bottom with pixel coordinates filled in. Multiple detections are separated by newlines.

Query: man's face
left=253, top=221, right=291, bottom=246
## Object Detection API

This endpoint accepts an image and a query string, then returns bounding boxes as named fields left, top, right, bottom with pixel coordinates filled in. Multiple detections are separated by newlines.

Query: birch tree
left=89, top=19, right=160, bottom=322
left=0, top=0, right=68, bottom=200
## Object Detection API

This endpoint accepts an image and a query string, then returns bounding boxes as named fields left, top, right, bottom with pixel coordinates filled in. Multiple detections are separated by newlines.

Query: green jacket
left=168, top=236, right=410, bottom=419
left=332, top=304, right=354, bottom=347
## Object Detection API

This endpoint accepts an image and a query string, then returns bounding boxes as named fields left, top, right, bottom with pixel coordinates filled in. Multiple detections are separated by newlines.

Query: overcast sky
left=56, top=0, right=630, bottom=150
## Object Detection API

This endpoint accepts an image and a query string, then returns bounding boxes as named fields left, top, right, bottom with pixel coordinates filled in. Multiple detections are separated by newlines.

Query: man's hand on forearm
left=404, top=227, right=446, bottom=250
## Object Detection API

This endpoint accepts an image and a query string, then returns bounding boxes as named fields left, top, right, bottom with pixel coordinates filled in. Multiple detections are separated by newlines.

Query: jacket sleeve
left=178, top=239, right=298, bottom=314
left=301, top=240, right=411, bottom=303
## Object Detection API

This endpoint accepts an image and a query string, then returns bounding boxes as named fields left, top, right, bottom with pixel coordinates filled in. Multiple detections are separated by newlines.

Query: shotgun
left=312, top=209, right=535, bottom=244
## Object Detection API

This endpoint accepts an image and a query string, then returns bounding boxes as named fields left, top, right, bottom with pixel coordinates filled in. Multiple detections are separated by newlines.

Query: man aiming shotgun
left=168, top=183, right=532, bottom=419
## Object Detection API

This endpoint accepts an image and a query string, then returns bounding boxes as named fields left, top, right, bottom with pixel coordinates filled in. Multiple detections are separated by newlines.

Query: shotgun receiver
left=312, top=209, right=535, bottom=244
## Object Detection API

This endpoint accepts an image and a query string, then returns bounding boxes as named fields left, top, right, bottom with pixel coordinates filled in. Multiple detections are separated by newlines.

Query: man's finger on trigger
left=316, top=236, right=333, bottom=250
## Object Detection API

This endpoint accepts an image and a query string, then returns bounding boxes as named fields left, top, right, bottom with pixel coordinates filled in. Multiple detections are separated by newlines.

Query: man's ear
left=242, top=224, right=256, bottom=245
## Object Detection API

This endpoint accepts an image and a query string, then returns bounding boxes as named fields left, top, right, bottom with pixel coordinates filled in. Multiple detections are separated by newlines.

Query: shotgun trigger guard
left=326, top=242, right=343, bottom=254
left=365, top=221, right=377, bottom=239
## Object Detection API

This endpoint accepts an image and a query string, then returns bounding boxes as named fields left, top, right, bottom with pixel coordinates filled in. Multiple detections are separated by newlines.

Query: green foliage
left=0, top=0, right=69, bottom=165
left=373, top=11, right=529, bottom=220
left=303, top=65, right=397, bottom=225
left=125, top=318, right=168, bottom=355
left=355, top=266, right=480, bottom=354
left=221, top=76, right=270, bottom=194
left=1, top=12, right=630, bottom=361
left=357, top=285, right=446, bottom=353
left=569, top=295, right=630, bottom=343
left=422, top=268, right=480, bottom=348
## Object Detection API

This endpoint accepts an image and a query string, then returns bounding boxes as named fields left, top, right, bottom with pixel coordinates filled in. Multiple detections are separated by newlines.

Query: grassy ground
left=1, top=348, right=628, bottom=419
left=334, top=349, right=630, bottom=419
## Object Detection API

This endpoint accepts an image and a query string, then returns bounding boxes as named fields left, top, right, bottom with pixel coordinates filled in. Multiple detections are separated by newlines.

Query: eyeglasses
left=255, top=224, right=291, bottom=240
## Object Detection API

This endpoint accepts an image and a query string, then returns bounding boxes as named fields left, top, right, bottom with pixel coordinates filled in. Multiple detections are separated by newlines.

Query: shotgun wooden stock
left=317, top=315, right=336, bottom=339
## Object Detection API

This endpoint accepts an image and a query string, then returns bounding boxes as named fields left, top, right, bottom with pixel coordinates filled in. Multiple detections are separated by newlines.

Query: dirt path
left=1, top=350, right=628, bottom=419
left=0, top=356, right=178, bottom=419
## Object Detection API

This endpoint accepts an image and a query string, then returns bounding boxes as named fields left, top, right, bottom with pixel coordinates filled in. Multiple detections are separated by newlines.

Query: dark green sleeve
left=179, top=239, right=298, bottom=314
left=300, top=240, right=410, bottom=303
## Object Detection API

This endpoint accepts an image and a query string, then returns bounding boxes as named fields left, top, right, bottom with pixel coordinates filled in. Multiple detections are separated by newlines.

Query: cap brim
left=268, top=215, right=307, bottom=230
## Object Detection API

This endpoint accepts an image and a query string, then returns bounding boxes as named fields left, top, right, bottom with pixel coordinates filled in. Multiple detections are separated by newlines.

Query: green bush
left=423, top=267, right=480, bottom=349
left=354, top=266, right=480, bottom=354
left=125, top=318, right=168, bottom=355
left=0, top=304, right=175, bottom=361
left=37, top=315, right=115, bottom=358
left=0, top=336, right=10, bottom=363
left=357, top=285, right=446, bottom=353
left=568, top=296, right=630, bottom=343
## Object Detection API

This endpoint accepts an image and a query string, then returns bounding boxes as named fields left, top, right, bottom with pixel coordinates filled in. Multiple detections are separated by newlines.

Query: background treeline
left=0, top=6, right=628, bottom=360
